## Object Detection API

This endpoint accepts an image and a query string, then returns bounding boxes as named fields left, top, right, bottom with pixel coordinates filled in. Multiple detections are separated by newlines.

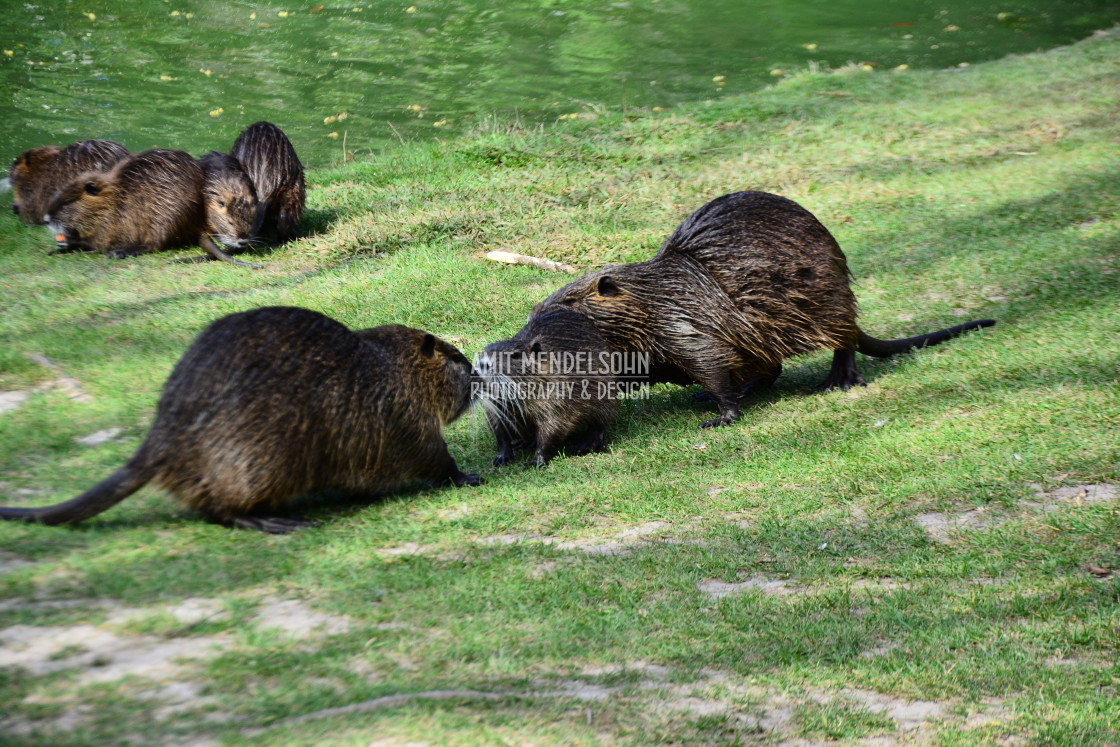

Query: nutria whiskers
left=532, top=191, right=995, bottom=427
left=0, top=306, right=480, bottom=533
left=476, top=309, right=622, bottom=467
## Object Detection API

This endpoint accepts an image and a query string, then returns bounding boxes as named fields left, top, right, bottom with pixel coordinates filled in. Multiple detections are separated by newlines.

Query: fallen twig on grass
left=485, top=250, right=577, bottom=274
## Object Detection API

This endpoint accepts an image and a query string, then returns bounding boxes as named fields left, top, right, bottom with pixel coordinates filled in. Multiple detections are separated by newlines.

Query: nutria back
left=0, top=306, right=479, bottom=532
left=533, top=190, right=994, bottom=427
left=198, top=151, right=260, bottom=253
left=654, top=191, right=860, bottom=352
left=230, top=122, right=305, bottom=242
left=46, top=148, right=206, bottom=257
left=477, top=309, right=620, bottom=466
left=8, top=140, right=129, bottom=225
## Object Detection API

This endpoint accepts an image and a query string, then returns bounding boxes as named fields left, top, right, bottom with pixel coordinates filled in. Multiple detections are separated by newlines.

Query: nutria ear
left=595, top=275, right=620, bottom=297
left=83, top=181, right=101, bottom=196
left=420, top=333, right=437, bottom=358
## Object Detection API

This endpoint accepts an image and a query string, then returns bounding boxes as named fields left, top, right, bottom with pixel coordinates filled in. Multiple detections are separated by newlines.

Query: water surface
left=1, top=0, right=1116, bottom=167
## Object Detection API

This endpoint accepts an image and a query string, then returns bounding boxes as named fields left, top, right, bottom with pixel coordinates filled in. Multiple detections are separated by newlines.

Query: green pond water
left=2, top=0, right=1117, bottom=168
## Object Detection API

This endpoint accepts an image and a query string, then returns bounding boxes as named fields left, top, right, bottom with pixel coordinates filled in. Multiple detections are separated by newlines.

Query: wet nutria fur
left=476, top=310, right=621, bottom=467
left=8, top=140, right=129, bottom=224
left=45, top=148, right=256, bottom=266
left=231, top=122, right=305, bottom=242
left=0, top=306, right=480, bottom=533
left=197, top=151, right=261, bottom=257
left=532, top=191, right=995, bottom=428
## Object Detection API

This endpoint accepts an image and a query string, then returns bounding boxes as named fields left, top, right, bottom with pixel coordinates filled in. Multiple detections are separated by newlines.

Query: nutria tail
left=856, top=319, right=996, bottom=358
left=0, top=457, right=152, bottom=526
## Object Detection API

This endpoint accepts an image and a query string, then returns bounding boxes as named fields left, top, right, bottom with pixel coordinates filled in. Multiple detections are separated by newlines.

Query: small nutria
left=476, top=310, right=624, bottom=467
left=230, top=121, right=305, bottom=243
left=0, top=306, right=480, bottom=533
left=8, top=139, right=129, bottom=224
left=532, top=191, right=996, bottom=428
left=197, top=151, right=262, bottom=258
left=46, top=148, right=257, bottom=267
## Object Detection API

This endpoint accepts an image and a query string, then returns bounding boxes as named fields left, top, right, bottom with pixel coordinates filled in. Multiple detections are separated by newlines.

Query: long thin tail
left=198, top=234, right=262, bottom=269
left=857, top=319, right=996, bottom=358
left=0, top=459, right=152, bottom=526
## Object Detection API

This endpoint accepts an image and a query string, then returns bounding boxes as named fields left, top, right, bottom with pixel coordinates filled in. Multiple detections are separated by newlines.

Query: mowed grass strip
left=0, top=30, right=1117, bottom=745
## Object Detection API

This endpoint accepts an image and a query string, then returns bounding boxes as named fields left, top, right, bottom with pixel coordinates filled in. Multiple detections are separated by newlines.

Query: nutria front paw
left=493, top=452, right=516, bottom=467
left=454, top=472, right=483, bottom=487
left=700, top=415, right=735, bottom=428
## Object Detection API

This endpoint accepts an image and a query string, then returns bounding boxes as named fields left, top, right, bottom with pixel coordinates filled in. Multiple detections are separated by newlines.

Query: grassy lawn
left=1, top=29, right=1118, bottom=745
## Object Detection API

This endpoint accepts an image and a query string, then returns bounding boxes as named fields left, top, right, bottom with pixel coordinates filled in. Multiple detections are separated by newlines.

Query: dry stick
left=485, top=250, right=577, bottom=274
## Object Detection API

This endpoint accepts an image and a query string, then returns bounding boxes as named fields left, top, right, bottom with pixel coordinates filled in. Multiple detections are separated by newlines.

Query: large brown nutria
left=476, top=309, right=625, bottom=467
left=45, top=148, right=257, bottom=267
left=0, top=306, right=480, bottom=533
left=532, top=191, right=995, bottom=428
left=230, top=122, right=305, bottom=243
left=8, top=140, right=129, bottom=224
left=197, top=151, right=262, bottom=259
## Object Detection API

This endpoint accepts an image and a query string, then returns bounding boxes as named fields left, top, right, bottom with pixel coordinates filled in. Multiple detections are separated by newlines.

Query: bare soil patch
left=0, top=592, right=355, bottom=737
left=916, top=483, right=1117, bottom=543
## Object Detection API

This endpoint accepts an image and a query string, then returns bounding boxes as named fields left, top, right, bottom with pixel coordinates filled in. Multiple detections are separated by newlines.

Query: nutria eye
left=217, top=200, right=226, bottom=209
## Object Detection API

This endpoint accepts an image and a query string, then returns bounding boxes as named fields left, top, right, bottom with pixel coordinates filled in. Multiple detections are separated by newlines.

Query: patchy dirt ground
left=914, top=483, right=1118, bottom=544
left=0, top=591, right=355, bottom=738
left=2, top=482, right=1111, bottom=742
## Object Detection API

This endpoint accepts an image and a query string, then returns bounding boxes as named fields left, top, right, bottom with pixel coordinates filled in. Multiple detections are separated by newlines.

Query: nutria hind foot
left=231, top=515, right=318, bottom=534
left=700, top=400, right=740, bottom=428
left=693, top=366, right=783, bottom=403
left=452, top=471, right=483, bottom=487
left=817, top=349, right=867, bottom=391
left=569, top=427, right=607, bottom=455
left=523, top=454, right=550, bottom=469
left=700, top=414, right=737, bottom=428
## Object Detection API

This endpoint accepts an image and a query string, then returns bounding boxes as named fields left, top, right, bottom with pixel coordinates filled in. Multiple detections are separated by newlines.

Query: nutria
left=476, top=310, right=625, bottom=467
left=532, top=191, right=995, bottom=428
left=0, top=306, right=480, bottom=533
left=197, top=151, right=262, bottom=259
left=230, top=122, right=305, bottom=243
left=8, top=140, right=129, bottom=224
left=45, top=148, right=257, bottom=267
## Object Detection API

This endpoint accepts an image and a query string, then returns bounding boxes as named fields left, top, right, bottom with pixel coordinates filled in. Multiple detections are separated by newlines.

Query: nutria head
left=9, top=145, right=62, bottom=220
left=198, top=152, right=261, bottom=251
left=45, top=171, right=115, bottom=251
left=355, top=325, right=475, bottom=425
left=532, top=268, right=646, bottom=326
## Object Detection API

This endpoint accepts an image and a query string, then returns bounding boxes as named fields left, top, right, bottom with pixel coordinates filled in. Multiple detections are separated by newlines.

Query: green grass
left=1, top=30, right=1118, bottom=745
